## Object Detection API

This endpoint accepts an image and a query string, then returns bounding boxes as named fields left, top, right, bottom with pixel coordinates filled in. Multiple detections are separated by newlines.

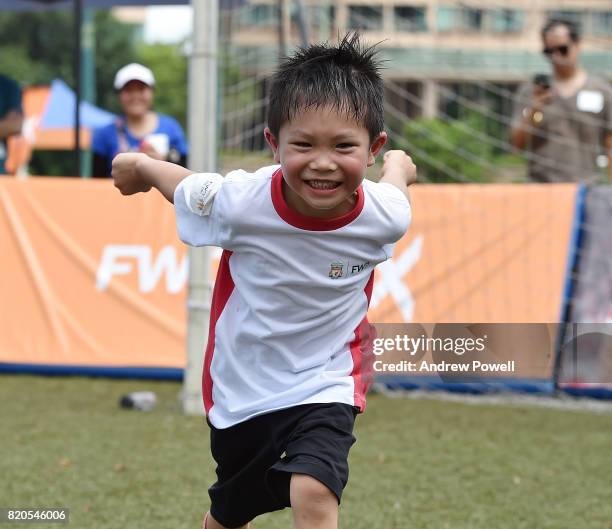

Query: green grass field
left=1, top=375, right=610, bottom=529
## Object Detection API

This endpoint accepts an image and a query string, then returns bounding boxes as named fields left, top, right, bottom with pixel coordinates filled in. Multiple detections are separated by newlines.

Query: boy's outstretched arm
left=112, top=152, right=193, bottom=203
left=378, top=150, right=417, bottom=203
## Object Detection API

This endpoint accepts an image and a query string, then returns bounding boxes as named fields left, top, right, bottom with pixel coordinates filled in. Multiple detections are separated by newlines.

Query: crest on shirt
left=329, top=261, right=345, bottom=279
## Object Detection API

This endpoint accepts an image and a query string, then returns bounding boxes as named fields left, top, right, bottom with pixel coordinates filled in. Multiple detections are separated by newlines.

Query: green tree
left=0, top=9, right=138, bottom=107
left=0, top=11, right=74, bottom=85
left=136, top=43, right=188, bottom=130
left=93, top=10, right=140, bottom=113
left=399, top=114, right=497, bottom=183
left=0, top=45, right=51, bottom=85
left=0, top=10, right=138, bottom=175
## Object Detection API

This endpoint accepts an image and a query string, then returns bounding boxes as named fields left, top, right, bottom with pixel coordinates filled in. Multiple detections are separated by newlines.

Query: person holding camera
left=510, top=19, right=612, bottom=183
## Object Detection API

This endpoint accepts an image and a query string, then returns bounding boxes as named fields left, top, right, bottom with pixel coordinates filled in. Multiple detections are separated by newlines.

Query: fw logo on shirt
left=329, top=260, right=371, bottom=279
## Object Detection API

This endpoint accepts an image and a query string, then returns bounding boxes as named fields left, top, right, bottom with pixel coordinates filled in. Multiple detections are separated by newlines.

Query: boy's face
left=264, top=106, right=386, bottom=219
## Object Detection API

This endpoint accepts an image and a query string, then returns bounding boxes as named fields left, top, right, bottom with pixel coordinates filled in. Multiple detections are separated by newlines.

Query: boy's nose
left=309, top=157, right=338, bottom=172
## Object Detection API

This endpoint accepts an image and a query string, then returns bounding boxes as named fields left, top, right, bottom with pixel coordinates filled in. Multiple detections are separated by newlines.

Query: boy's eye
left=292, top=142, right=311, bottom=148
left=337, top=143, right=356, bottom=150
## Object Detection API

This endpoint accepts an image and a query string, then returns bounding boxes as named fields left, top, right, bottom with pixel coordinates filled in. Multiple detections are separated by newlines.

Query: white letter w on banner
left=96, top=245, right=188, bottom=294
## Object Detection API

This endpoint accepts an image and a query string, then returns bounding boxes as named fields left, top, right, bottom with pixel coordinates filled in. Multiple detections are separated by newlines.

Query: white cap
left=114, top=63, right=155, bottom=90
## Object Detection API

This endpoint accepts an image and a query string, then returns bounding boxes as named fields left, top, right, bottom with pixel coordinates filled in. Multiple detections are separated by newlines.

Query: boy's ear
left=264, top=127, right=280, bottom=163
left=367, top=132, right=388, bottom=167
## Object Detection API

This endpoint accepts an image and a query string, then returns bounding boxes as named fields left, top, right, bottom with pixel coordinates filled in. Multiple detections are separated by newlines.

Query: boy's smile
left=265, top=106, right=387, bottom=219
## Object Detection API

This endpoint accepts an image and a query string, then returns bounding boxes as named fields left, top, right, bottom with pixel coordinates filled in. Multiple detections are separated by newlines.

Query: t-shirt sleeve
left=174, top=172, right=228, bottom=247
left=366, top=181, right=412, bottom=254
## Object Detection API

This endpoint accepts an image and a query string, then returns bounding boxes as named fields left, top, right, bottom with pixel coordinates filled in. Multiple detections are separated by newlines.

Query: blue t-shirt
left=92, top=113, right=188, bottom=176
left=0, top=74, right=23, bottom=174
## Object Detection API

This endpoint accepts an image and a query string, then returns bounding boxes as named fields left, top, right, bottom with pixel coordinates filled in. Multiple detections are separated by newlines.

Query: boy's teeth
left=308, top=180, right=339, bottom=189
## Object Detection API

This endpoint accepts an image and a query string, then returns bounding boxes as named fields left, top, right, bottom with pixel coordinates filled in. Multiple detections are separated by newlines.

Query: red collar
left=270, top=168, right=364, bottom=231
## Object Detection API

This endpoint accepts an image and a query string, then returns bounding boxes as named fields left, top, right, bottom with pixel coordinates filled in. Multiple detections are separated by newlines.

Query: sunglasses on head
left=543, top=44, right=570, bottom=57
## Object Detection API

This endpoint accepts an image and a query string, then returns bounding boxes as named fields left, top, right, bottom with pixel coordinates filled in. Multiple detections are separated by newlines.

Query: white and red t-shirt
left=174, top=165, right=411, bottom=428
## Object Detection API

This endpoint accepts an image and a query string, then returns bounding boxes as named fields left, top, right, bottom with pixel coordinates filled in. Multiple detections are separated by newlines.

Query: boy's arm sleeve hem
left=174, top=173, right=225, bottom=247
left=177, top=172, right=224, bottom=216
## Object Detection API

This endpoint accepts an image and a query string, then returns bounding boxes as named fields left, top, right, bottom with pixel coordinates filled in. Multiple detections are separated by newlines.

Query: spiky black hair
left=267, top=33, right=384, bottom=142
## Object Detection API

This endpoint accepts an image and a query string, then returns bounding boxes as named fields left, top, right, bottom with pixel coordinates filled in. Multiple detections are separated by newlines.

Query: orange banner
left=0, top=179, right=578, bottom=372
left=1, top=178, right=186, bottom=369
left=369, top=184, right=578, bottom=324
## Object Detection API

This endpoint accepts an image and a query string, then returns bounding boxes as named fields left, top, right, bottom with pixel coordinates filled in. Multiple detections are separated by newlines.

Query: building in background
left=112, top=7, right=146, bottom=42
left=225, top=0, right=612, bottom=137
left=109, top=1, right=612, bottom=181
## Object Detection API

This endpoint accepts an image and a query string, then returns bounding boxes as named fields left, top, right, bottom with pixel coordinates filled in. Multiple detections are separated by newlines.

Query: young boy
left=112, top=34, right=416, bottom=529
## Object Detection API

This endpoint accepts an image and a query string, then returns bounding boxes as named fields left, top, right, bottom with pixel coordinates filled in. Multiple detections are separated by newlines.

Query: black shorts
left=207, top=402, right=358, bottom=528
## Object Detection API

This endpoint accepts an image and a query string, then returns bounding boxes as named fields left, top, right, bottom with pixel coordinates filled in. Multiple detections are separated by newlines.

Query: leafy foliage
left=0, top=11, right=74, bottom=85
left=136, top=44, right=188, bottom=130
left=0, top=10, right=191, bottom=176
left=0, top=10, right=138, bottom=95
left=401, top=114, right=496, bottom=183
left=391, top=107, right=526, bottom=183
left=93, top=11, right=140, bottom=113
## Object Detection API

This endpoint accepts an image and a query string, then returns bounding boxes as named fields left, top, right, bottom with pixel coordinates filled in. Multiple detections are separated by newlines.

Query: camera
left=533, top=73, right=551, bottom=90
